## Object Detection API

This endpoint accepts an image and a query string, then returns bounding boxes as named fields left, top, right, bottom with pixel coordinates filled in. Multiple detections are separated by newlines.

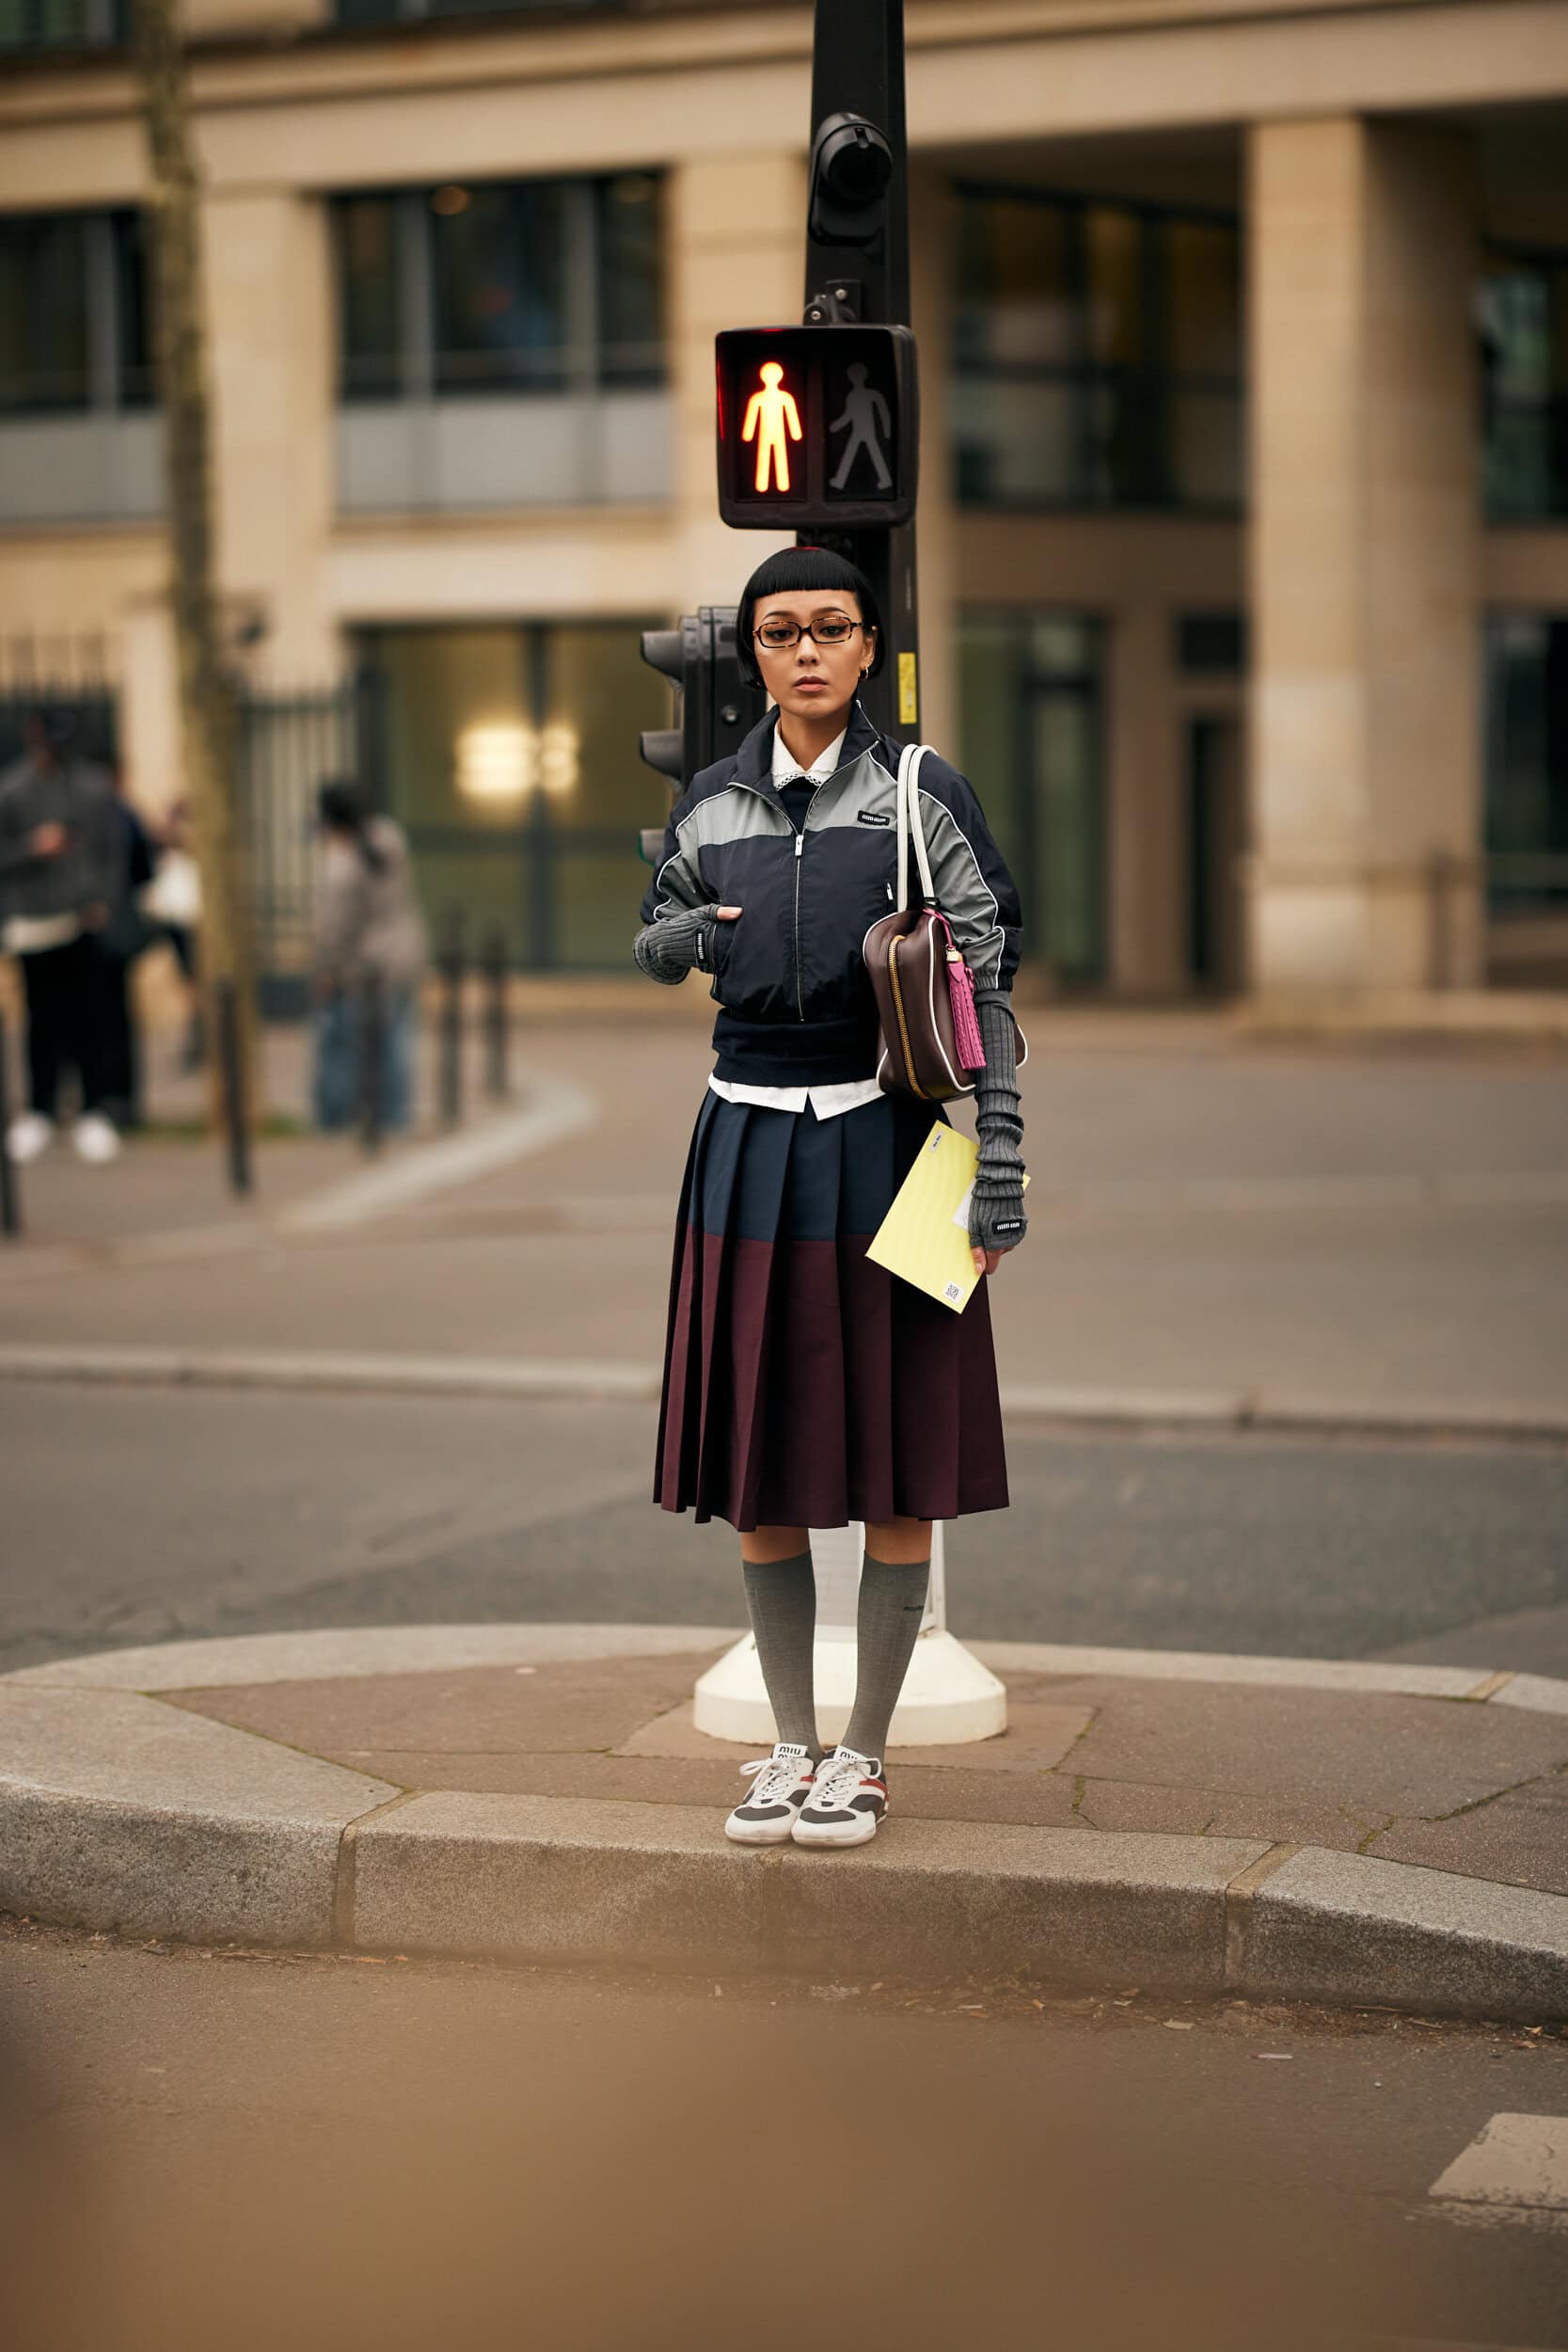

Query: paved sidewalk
left=5, top=1626, right=1567, bottom=2022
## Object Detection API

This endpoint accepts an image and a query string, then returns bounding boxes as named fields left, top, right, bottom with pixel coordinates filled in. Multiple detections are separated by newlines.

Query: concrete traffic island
left=3, top=1625, right=1567, bottom=2023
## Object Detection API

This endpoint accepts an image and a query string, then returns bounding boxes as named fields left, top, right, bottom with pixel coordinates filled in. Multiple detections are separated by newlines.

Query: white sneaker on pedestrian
left=792, top=1746, right=888, bottom=1849
left=723, top=1741, right=817, bottom=1845
left=6, top=1112, right=53, bottom=1164
left=71, top=1113, right=121, bottom=1165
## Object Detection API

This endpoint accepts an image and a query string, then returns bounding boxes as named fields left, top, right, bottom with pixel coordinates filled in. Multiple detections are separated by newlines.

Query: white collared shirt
left=706, top=716, right=884, bottom=1122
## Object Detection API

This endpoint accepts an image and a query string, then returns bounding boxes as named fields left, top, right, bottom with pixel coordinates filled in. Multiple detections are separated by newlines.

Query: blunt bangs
left=736, top=547, right=885, bottom=687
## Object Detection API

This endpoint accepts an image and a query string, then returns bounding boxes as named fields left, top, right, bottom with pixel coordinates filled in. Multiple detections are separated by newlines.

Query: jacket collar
left=731, top=696, right=882, bottom=796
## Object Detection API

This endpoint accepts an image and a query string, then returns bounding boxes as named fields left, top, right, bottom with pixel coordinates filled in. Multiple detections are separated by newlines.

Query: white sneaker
left=792, top=1746, right=889, bottom=1849
left=71, top=1113, right=121, bottom=1165
left=6, top=1112, right=53, bottom=1164
left=723, top=1741, right=817, bottom=1846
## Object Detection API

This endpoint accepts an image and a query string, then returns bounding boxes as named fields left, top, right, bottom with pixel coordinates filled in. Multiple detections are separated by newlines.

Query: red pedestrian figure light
left=742, top=361, right=802, bottom=495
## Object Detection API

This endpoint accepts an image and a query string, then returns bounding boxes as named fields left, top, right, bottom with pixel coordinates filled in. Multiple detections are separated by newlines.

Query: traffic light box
left=638, top=607, right=764, bottom=861
left=715, top=323, right=918, bottom=530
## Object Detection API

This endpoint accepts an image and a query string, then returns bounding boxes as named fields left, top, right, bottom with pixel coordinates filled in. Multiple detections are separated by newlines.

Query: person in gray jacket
left=0, top=708, right=124, bottom=1165
left=311, top=780, right=427, bottom=1133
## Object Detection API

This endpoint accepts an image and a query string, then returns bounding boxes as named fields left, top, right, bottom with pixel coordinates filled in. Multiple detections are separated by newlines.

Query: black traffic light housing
left=715, top=322, right=917, bottom=530
left=638, top=607, right=763, bottom=862
left=808, top=111, right=893, bottom=246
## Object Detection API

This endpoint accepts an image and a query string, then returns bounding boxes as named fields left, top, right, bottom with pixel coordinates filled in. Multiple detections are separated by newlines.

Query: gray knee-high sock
left=741, top=1550, right=820, bottom=1756
left=843, top=1554, right=929, bottom=1762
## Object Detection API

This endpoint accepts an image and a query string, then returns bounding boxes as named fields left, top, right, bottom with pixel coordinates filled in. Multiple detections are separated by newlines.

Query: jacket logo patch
left=857, top=810, right=893, bottom=827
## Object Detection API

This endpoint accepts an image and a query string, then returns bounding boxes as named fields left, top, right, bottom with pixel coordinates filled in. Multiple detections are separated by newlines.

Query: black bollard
left=483, top=927, right=510, bottom=1103
left=0, top=1009, right=21, bottom=1239
left=358, top=966, right=385, bottom=1156
left=214, top=977, right=252, bottom=1197
left=439, top=907, right=465, bottom=1131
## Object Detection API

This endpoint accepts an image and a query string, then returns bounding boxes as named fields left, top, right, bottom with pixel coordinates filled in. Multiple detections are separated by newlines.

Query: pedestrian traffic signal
left=715, top=324, right=918, bottom=529
left=638, top=607, right=764, bottom=859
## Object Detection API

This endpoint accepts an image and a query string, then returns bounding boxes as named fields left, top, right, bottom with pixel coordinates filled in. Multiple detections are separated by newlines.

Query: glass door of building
left=356, top=618, right=669, bottom=970
left=958, top=612, right=1106, bottom=984
left=1184, top=711, right=1246, bottom=993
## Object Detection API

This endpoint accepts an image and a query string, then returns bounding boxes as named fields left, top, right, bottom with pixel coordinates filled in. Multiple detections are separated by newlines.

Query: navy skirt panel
left=655, top=1089, right=1009, bottom=1532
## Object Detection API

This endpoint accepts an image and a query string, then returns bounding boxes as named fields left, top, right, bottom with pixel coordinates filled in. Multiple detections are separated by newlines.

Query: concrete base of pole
left=690, top=1627, right=1008, bottom=1748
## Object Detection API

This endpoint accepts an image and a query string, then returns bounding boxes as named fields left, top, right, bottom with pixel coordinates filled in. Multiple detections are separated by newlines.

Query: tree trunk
left=131, top=0, right=258, bottom=1176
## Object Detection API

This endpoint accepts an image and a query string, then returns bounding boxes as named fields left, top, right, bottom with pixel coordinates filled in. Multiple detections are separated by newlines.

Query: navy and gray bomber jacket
left=638, top=699, right=1022, bottom=1089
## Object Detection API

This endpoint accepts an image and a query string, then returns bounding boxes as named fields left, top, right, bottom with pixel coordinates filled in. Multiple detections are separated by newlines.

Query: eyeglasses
left=753, top=616, right=867, bottom=651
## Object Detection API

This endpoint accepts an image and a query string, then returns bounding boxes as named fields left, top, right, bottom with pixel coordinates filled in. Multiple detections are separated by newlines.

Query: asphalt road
left=3, top=1915, right=1565, bottom=2352
left=4, top=1382, right=1566, bottom=1677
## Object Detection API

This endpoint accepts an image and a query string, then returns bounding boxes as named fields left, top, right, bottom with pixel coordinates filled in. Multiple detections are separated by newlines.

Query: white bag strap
left=895, top=741, right=937, bottom=915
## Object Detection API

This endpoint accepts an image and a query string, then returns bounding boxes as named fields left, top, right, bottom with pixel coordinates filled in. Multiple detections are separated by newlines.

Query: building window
left=1481, top=249, right=1568, bottom=521
left=958, top=612, right=1107, bottom=982
left=1485, top=614, right=1568, bottom=913
left=331, top=174, right=669, bottom=510
left=332, top=174, right=665, bottom=405
left=0, top=0, right=121, bottom=52
left=953, top=186, right=1243, bottom=512
left=0, top=209, right=150, bottom=416
left=334, top=0, right=608, bottom=22
left=355, top=620, right=669, bottom=971
left=1176, top=612, right=1247, bottom=675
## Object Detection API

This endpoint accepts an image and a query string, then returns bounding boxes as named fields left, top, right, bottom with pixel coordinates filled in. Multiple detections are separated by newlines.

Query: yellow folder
left=865, top=1120, right=1026, bottom=1314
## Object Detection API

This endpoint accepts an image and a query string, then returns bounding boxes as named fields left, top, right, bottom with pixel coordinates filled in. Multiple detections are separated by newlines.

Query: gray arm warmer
left=632, top=903, right=721, bottom=986
left=969, top=987, right=1027, bottom=1255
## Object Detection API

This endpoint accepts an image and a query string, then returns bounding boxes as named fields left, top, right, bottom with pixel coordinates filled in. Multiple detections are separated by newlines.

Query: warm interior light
left=741, top=359, right=802, bottom=494
left=456, top=721, right=534, bottom=803
left=431, top=185, right=471, bottom=216
left=540, top=722, right=578, bottom=797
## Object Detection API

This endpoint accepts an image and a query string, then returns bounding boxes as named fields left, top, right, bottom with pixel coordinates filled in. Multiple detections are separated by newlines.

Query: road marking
left=0, top=1343, right=1561, bottom=1456
left=275, top=1072, right=599, bottom=1232
left=0, top=1343, right=660, bottom=1403
left=1428, top=2113, right=1568, bottom=2230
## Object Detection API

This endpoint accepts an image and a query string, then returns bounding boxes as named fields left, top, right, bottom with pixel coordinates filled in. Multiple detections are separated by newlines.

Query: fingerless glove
left=632, top=905, right=722, bottom=986
left=969, top=987, right=1027, bottom=1256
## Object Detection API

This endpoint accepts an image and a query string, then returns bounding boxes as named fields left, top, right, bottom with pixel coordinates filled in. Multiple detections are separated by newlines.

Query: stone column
left=668, top=151, right=805, bottom=609
left=1246, top=118, right=1481, bottom=995
left=120, top=593, right=182, bottom=818
left=203, top=185, right=337, bottom=680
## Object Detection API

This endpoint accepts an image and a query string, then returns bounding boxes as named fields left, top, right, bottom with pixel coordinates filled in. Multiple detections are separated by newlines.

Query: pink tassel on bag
left=942, top=923, right=987, bottom=1071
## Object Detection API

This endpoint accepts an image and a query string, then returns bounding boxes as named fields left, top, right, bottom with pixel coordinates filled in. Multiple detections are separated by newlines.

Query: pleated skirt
left=654, top=1088, right=1009, bottom=1532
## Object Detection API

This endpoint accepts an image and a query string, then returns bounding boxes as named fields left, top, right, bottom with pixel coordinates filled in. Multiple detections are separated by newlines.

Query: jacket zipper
left=791, top=780, right=832, bottom=1021
left=793, top=829, right=805, bottom=1017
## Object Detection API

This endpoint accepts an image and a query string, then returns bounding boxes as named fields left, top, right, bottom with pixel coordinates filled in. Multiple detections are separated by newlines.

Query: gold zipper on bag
left=887, top=935, right=927, bottom=1100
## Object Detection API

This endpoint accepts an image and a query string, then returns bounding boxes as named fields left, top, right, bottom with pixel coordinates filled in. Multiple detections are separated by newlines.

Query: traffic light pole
left=692, top=0, right=1007, bottom=1746
left=801, top=0, right=918, bottom=741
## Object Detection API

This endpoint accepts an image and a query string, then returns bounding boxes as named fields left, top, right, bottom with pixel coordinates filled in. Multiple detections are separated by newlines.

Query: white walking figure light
left=828, top=362, right=893, bottom=491
left=742, top=361, right=803, bottom=495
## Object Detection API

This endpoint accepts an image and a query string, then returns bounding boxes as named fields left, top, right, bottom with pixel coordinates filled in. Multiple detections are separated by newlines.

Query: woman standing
left=311, top=780, right=428, bottom=1135
left=634, top=548, right=1027, bottom=1851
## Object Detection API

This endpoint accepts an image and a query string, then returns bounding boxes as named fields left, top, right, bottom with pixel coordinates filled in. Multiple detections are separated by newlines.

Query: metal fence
left=0, top=637, right=119, bottom=771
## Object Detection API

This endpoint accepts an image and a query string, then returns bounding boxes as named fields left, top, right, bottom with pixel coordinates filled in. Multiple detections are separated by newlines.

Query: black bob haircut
left=736, top=546, right=884, bottom=690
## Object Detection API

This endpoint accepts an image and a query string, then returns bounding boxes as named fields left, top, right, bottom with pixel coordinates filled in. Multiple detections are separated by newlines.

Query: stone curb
left=3, top=1627, right=1566, bottom=2021
left=0, top=1344, right=1562, bottom=1444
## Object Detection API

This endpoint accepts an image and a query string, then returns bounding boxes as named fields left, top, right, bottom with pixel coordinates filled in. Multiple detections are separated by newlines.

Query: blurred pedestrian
left=0, top=708, right=123, bottom=1165
left=94, top=766, right=160, bottom=1131
left=311, top=780, right=426, bottom=1134
left=633, top=547, right=1028, bottom=1851
left=141, top=794, right=204, bottom=1073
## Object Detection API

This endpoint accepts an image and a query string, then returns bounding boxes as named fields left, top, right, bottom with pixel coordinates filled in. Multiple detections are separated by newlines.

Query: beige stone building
left=3, top=0, right=1566, bottom=1002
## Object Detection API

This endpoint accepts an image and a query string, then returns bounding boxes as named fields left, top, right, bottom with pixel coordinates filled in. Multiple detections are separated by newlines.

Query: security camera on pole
left=679, top=0, right=1006, bottom=1749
